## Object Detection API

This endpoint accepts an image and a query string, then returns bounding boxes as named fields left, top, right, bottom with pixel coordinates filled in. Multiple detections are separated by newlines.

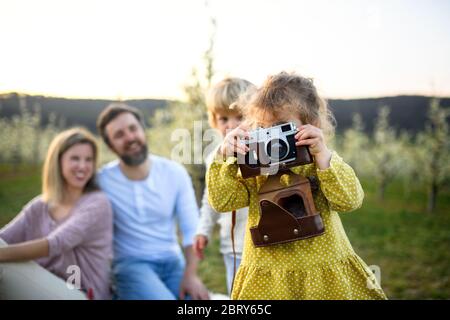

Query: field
left=1, top=164, right=449, bottom=299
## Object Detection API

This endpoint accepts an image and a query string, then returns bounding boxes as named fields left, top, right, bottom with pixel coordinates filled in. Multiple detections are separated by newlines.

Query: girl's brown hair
left=244, top=71, right=335, bottom=138
left=42, top=127, right=99, bottom=204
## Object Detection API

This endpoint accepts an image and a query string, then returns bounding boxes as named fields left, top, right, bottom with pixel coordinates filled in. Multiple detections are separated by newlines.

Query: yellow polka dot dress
left=206, top=151, right=387, bottom=300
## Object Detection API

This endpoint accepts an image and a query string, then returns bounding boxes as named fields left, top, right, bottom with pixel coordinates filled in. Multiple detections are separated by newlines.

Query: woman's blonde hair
left=244, top=71, right=335, bottom=138
left=42, top=127, right=99, bottom=204
left=206, top=77, right=255, bottom=128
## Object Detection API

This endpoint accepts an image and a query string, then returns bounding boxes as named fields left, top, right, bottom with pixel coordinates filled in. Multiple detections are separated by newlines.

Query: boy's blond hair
left=207, top=77, right=255, bottom=129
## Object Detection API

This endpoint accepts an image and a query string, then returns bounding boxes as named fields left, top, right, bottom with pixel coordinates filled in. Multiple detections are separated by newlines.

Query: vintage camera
left=237, top=122, right=313, bottom=178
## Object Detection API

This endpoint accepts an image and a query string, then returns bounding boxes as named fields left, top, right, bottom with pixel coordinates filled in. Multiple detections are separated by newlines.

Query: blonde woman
left=0, top=128, right=113, bottom=300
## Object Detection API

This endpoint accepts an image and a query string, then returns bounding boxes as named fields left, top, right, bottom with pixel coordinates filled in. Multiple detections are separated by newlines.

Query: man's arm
left=179, top=245, right=210, bottom=300
left=174, top=164, right=210, bottom=300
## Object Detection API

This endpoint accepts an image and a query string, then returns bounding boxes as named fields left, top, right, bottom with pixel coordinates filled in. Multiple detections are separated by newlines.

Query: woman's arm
left=0, top=198, right=39, bottom=245
left=0, top=238, right=49, bottom=262
left=0, top=197, right=47, bottom=262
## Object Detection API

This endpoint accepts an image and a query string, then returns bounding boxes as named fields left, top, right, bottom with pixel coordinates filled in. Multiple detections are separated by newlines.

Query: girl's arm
left=295, top=124, right=364, bottom=212
left=206, top=157, right=250, bottom=213
left=0, top=238, right=49, bottom=262
left=207, top=124, right=251, bottom=213
left=316, top=151, right=364, bottom=212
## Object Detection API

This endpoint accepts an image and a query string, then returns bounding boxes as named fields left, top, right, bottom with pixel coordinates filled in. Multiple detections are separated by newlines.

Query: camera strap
left=230, top=209, right=237, bottom=296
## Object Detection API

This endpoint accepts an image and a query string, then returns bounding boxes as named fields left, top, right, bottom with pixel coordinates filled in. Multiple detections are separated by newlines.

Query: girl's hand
left=295, top=124, right=332, bottom=169
left=219, top=124, right=250, bottom=157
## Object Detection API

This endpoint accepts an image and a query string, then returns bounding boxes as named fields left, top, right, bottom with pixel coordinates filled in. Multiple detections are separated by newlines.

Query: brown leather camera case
left=250, top=173, right=325, bottom=247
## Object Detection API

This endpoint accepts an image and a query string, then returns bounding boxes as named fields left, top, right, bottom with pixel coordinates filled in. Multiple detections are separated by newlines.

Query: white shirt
left=97, top=154, right=199, bottom=261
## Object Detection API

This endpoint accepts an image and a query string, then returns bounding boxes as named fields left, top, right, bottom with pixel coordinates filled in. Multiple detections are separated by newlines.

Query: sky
left=0, top=0, right=449, bottom=100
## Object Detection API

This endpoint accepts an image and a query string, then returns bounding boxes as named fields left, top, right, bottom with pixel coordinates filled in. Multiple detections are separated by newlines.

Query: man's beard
left=119, top=141, right=148, bottom=166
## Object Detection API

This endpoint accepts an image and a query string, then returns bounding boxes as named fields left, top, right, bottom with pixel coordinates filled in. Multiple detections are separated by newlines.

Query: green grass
left=197, top=231, right=228, bottom=294
left=0, top=164, right=42, bottom=227
left=340, top=178, right=450, bottom=299
left=1, top=165, right=449, bottom=299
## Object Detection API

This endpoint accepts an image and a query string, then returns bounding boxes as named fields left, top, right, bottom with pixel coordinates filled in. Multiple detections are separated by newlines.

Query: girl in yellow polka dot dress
left=206, top=71, right=387, bottom=300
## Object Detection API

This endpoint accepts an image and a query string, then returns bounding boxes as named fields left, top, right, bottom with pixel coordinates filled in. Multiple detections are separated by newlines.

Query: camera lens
left=266, top=139, right=289, bottom=161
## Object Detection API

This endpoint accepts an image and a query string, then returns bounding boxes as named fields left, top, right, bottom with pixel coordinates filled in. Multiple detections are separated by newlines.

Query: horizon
left=1, top=91, right=449, bottom=103
left=1, top=0, right=449, bottom=100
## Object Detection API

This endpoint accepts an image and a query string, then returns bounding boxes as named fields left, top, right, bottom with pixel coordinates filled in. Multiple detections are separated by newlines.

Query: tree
left=0, top=95, right=62, bottom=169
left=416, top=98, right=450, bottom=213
left=394, top=131, right=416, bottom=199
left=146, top=14, right=217, bottom=203
left=366, top=106, right=404, bottom=201
left=339, top=113, right=370, bottom=177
